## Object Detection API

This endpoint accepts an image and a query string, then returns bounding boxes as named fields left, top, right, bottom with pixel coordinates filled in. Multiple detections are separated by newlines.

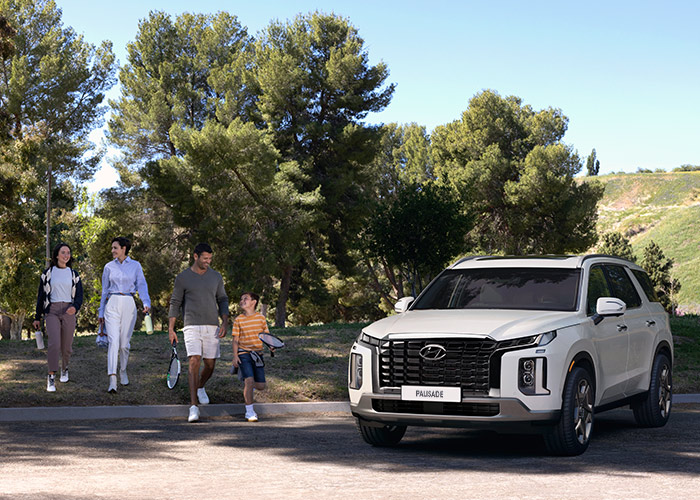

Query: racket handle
left=270, top=349, right=275, bottom=357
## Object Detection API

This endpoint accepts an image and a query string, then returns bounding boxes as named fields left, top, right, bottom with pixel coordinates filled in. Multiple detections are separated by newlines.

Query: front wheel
left=632, top=352, right=672, bottom=427
left=544, top=366, right=595, bottom=456
left=356, top=419, right=407, bottom=447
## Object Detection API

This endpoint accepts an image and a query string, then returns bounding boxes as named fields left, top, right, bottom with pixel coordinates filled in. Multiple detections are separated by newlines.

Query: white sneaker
left=120, top=370, right=129, bottom=385
left=47, top=375, right=56, bottom=392
left=245, top=411, right=258, bottom=422
left=197, top=387, right=209, bottom=405
left=188, top=405, right=200, bottom=422
left=107, top=375, right=117, bottom=393
left=59, top=369, right=69, bottom=383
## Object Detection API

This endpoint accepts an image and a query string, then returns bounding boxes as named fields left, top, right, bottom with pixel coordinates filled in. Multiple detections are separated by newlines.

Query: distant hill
left=583, top=171, right=700, bottom=313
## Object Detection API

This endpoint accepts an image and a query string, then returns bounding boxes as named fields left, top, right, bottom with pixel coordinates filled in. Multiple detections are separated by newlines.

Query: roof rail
left=450, top=255, right=485, bottom=268
left=580, top=254, right=637, bottom=266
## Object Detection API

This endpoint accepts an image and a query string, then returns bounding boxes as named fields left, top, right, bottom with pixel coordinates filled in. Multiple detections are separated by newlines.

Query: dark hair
left=112, top=237, right=131, bottom=255
left=194, top=242, right=213, bottom=256
left=51, top=242, right=73, bottom=268
left=243, top=292, right=260, bottom=309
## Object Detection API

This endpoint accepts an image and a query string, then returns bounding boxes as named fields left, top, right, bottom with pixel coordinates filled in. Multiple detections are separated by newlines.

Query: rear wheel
left=356, top=419, right=407, bottom=447
left=544, top=366, right=595, bottom=456
left=632, top=352, right=672, bottom=427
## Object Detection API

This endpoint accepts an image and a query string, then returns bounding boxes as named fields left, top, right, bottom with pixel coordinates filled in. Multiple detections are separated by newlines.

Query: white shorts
left=183, top=325, right=220, bottom=359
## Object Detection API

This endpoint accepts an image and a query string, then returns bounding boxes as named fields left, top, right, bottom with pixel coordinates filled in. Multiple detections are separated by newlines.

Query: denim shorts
left=238, top=352, right=266, bottom=382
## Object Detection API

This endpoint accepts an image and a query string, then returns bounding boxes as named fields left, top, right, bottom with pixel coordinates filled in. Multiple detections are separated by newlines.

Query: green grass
left=1, top=318, right=698, bottom=408
left=0, top=323, right=364, bottom=408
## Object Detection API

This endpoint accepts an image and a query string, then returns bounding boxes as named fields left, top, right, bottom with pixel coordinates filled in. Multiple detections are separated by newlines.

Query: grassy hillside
left=587, top=171, right=700, bottom=313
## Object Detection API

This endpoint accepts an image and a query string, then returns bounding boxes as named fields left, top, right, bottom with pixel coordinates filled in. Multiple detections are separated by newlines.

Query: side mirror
left=592, top=297, right=627, bottom=325
left=394, top=296, right=415, bottom=313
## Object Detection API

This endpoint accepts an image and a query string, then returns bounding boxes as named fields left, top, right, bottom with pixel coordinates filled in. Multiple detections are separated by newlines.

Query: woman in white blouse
left=33, top=243, right=83, bottom=392
left=98, top=237, right=151, bottom=393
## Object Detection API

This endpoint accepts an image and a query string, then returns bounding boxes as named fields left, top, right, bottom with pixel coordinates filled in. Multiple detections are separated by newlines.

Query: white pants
left=104, top=295, right=137, bottom=376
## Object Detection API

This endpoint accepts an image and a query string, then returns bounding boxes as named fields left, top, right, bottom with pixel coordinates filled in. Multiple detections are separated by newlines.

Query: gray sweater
left=168, top=268, right=229, bottom=326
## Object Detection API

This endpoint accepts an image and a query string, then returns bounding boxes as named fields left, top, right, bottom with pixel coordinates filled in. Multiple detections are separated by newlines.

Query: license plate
left=401, top=385, right=461, bottom=402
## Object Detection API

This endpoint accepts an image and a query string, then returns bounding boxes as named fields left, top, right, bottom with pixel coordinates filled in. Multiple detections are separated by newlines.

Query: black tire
left=544, top=366, right=595, bottom=456
left=632, top=352, right=672, bottom=427
left=356, top=419, right=407, bottom=447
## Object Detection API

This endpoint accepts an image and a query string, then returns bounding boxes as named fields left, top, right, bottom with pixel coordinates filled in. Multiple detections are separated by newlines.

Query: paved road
left=1, top=406, right=699, bottom=500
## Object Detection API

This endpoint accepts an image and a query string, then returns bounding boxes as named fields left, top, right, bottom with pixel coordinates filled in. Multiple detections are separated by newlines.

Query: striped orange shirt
left=232, top=312, right=269, bottom=351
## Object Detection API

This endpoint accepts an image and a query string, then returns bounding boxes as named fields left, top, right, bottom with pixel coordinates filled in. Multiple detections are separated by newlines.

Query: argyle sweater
left=34, top=266, right=83, bottom=321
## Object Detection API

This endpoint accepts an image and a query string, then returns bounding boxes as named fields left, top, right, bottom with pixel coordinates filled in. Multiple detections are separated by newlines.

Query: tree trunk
left=0, top=315, right=11, bottom=340
left=9, top=312, right=25, bottom=340
left=275, top=266, right=292, bottom=328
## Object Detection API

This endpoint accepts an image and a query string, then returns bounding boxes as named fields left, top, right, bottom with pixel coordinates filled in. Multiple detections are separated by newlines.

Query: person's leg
left=199, top=358, right=216, bottom=388
left=118, top=297, right=137, bottom=383
left=44, top=304, right=61, bottom=375
left=188, top=355, right=202, bottom=406
left=58, top=303, right=76, bottom=375
left=243, top=377, right=255, bottom=405
left=104, top=298, right=121, bottom=377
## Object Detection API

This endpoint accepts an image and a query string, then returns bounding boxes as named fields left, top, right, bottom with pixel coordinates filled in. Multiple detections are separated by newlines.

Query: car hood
left=363, top=309, right=581, bottom=342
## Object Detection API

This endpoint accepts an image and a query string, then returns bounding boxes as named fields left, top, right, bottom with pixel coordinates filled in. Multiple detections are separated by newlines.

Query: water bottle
left=35, top=330, right=45, bottom=349
left=144, top=313, right=154, bottom=335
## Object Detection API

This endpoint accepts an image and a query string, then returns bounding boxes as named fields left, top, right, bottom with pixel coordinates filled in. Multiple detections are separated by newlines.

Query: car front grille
left=378, top=338, right=499, bottom=395
left=372, top=399, right=500, bottom=417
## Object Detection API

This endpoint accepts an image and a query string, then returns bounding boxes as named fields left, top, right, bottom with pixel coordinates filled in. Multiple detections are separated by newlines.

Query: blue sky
left=55, top=0, right=700, bottom=190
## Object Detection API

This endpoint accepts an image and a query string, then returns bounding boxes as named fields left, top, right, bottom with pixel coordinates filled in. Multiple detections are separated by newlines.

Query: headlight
left=357, top=332, right=381, bottom=347
left=348, top=352, right=363, bottom=389
left=536, top=331, right=557, bottom=346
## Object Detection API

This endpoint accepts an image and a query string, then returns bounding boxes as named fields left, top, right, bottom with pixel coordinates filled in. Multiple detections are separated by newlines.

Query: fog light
left=349, top=352, right=363, bottom=389
left=519, top=357, right=549, bottom=395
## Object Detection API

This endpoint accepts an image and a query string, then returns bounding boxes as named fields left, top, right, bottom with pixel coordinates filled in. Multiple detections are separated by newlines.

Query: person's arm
left=218, top=314, right=229, bottom=338
left=231, top=319, right=240, bottom=366
left=32, top=273, right=46, bottom=330
left=68, top=271, right=82, bottom=315
left=168, top=317, right=178, bottom=344
left=97, top=264, right=110, bottom=322
left=135, top=262, right=151, bottom=313
left=168, top=274, right=184, bottom=344
left=215, top=275, right=228, bottom=334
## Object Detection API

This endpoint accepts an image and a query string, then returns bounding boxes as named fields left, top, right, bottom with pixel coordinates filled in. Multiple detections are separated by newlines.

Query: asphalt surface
left=1, top=404, right=699, bottom=499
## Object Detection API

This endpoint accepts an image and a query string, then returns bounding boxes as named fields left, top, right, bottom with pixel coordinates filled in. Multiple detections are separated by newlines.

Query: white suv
left=348, top=255, right=673, bottom=455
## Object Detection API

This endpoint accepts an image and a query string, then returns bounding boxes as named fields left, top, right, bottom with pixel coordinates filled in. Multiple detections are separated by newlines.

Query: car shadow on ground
left=1, top=408, right=698, bottom=477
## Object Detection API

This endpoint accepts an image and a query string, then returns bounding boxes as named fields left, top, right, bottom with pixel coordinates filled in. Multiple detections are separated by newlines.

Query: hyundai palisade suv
left=348, top=255, right=673, bottom=455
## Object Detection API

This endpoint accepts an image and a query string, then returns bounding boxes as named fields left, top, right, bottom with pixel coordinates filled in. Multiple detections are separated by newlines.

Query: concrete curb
left=1, top=395, right=698, bottom=423
left=0, top=401, right=351, bottom=423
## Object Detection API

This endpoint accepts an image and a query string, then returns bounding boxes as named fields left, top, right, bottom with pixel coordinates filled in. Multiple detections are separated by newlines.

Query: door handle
left=646, top=320, right=656, bottom=327
left=617, top=324, right=628, bottom=332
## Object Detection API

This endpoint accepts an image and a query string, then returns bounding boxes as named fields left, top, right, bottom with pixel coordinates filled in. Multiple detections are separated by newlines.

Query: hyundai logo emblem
left=419, top=344, right=447, bottom=361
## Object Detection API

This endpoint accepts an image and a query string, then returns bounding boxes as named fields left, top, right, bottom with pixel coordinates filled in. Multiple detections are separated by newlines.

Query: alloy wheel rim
left=658, top=364, right=672, bottom=418
left=573, top=378, right=593, bottom=445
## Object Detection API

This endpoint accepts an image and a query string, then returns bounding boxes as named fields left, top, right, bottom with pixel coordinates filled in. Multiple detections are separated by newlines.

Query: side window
left=632, top=269, right=660, bottom=303
left=586, top=266, right=611, bottom=315
left=604, top=265, right=642, bottom=309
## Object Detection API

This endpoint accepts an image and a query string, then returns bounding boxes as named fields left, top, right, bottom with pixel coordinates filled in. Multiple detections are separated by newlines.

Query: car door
left=624, top=268, right=664, bottom=395
left=602, top=264, right=648, bottom=396
left=585, top=265, right=629, bottom=404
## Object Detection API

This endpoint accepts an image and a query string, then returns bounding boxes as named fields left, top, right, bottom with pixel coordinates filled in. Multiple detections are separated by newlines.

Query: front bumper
left=350, top=393, right=560, bottom=431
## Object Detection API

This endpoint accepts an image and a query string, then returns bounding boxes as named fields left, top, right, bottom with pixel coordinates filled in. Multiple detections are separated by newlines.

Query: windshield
left=412, top=268, right=581, bottom=311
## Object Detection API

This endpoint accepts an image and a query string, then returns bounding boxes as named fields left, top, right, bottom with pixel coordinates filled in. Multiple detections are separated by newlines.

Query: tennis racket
left=259, top=332, right=284, bottom=357
left=167, top=340, right=181, bottom=389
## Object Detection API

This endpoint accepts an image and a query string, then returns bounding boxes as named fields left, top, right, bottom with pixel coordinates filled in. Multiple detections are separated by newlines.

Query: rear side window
left=604, top=265, right=642, bottom=309
left=587, top=266, right=611, bottom=315
left=631, top=270, right=660, bottom=302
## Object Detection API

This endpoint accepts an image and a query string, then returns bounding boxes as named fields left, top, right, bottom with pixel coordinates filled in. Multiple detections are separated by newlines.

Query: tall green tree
left=641, top=240, right=680, bottom=313
left=597, top=231, right=636, bottom=262
left=252, top=11, right=394, bottom=325
left=365, top=182, right=470, bottom=299
left=0, top=0, right=116, bottom=339
left=586, top=148, right=600, bottom=176
left=432, top=90, right=604, bottom=254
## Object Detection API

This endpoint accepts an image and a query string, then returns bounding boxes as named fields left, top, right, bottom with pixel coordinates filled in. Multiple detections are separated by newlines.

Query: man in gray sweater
left=168, top=243, right=229, bottom=422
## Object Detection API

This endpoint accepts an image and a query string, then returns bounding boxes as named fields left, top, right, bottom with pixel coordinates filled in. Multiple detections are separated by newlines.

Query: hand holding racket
left=259, top=332, right=284, bottom=357
left=167, top=339, right=181, bottom=389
